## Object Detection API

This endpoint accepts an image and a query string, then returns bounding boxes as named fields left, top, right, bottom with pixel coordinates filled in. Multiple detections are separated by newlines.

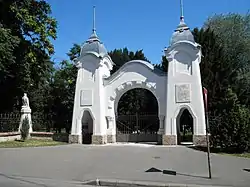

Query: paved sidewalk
left=0, top=143, right=249, bottom=187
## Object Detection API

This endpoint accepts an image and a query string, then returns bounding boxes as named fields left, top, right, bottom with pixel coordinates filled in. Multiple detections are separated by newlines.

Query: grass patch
left=0, top=139, right=66, bottom=148
left=220, top=153, right=250, bottom=158
left=190, top=146, right=250, bottom=158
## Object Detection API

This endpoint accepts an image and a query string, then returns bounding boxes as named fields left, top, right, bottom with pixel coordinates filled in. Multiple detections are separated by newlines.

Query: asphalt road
left=0, top=143, right=249, bottom=187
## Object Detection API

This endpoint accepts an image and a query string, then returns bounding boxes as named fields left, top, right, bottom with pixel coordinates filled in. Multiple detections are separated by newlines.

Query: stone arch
left=174, top=105, right=197, bottom=144
left=78, top=108, right=96, bottom=121
left=113, top=81, right=160, bottom=143
left=110, top=81, right=159, bottom=115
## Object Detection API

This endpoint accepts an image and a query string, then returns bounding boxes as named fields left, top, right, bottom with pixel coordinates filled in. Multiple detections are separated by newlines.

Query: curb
left=83, top=179, right=231, bottom=187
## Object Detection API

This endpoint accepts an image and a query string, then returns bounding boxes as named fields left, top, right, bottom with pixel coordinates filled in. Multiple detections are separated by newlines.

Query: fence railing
left=0, top=112, right=71, bottom=133
left=0, top=113, right=21, bottom=132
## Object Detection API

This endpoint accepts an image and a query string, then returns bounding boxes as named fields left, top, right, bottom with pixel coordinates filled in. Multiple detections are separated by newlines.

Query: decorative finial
left=175, top=0, right=189, bottom=32
left=93, top=6, right=96, bottom=33
left=87, top=5, right=100, bottom=43
left=180, top=0, right=184, bottom=22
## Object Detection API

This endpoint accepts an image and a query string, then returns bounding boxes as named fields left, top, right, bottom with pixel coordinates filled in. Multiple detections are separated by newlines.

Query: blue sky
left=47, top=0, right=250, bottom=65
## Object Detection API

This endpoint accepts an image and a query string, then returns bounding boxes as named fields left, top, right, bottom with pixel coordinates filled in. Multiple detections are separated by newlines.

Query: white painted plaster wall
left=104, top=60, right=166, bottom=116
left=165, top=42, right=206, bottom=137
left=71, top=42, right=206, bottom=141
left=103, top=60, right=167, bottom=136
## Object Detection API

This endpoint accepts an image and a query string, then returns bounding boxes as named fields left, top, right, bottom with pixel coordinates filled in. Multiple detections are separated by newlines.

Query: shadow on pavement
left=243, top=169, right=250, bottom=172
left=145, top=167, right=162, bottom=172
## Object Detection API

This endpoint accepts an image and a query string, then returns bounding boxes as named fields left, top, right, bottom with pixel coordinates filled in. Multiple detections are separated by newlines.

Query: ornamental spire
left=180, top=0, right=184, bottom=22
left=175, top=0, right=189, bottom=32
left=87, top=6, right=100, bottom=43
left=93, top=5, right=96, bottom=33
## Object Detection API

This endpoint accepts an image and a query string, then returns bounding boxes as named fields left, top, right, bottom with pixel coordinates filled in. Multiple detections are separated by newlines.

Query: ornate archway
left=115, top=88, right=159, bottom=143
left=174, top=105, right=196, bottom=145
left=104, top=60, right=166, bottom=144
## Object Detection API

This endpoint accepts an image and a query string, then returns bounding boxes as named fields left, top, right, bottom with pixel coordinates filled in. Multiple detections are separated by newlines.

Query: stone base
left=92, top=135, right=107, bottom=144
left=193, top=135, right=208, bottom=146
left=107, top=135, right=116, bottom=143
left=161, top=135, right=177, bottom=145
left=69, top=134, right=82, bottom=144
left=18, top=113, right=32, bottom=133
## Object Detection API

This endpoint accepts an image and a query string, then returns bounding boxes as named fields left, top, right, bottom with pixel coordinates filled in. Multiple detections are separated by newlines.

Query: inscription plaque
left=175, top=84, right=191, bottom=103
left=80, top=90, right=93, bottom=106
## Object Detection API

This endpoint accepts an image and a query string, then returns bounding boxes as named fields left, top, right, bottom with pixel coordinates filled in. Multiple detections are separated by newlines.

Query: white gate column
left=158, top=115, right=165, bottom=134
left=106, top=116, right=116, bottom=143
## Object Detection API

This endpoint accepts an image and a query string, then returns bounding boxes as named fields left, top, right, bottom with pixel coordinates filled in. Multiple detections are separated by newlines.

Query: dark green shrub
left=210, top=105, right=250, bottom=153
left=20, top=116, right=30, bottom=141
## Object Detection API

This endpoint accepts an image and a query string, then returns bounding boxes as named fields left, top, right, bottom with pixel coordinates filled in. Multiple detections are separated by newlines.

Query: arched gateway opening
left=81, top=110, right=93, bottom=144
left=176, top=108, right=194, bottom=145
left=116, top=88, right=159, bottom=143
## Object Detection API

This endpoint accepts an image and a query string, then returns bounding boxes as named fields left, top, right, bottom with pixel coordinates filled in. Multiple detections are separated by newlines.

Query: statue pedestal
left=18, top=106, right=32, bottom=133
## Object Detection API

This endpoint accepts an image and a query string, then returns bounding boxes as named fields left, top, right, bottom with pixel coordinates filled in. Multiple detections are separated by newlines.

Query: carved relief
left=175, top=84, right=191, bottom=103
left=80, top=90, right=93, bottom=106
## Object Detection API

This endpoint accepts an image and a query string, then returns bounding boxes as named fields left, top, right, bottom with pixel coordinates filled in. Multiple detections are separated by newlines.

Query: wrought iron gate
left=116, top=113, right=159, bottom=142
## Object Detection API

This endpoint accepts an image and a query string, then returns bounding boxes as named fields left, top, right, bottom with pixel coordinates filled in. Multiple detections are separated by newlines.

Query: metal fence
left=32, top=113, right=53, bottom=132
left=0, top=113, right=21, bottom=132
left=116, top=113, right=159, bottom=142
left=0, top=113, right=53, bottom=132
left=0, top=112, right=71, bottom=133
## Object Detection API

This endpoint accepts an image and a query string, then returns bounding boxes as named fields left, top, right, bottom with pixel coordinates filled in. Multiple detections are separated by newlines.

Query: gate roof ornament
left=79, top=6, right=108, bottom=59
left=169, top=0, right=195, bottom=46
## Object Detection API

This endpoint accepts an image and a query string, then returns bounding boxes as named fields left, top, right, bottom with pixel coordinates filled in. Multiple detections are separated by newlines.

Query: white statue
left=22, top=93, right=29, bottom=107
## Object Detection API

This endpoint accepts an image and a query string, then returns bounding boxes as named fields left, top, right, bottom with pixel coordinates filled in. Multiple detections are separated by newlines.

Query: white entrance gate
left=69, top=6, right=207, bottom=146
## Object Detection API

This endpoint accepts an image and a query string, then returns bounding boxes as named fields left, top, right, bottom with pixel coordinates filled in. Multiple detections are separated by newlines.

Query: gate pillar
left=106, top=116, right=116, bottom=143
left=157, top=115, right=165, bottom=145
left=158, top=115, right=165, bottom=134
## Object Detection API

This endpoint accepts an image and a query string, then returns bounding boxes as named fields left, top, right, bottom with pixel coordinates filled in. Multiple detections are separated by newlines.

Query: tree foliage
left=193, top=22, right=250, bottom=152
left=205, top=13, right=250, bottom=106
left=0, top=0, right=57, bottom=113
left=50, top=59, right=77, bottom=132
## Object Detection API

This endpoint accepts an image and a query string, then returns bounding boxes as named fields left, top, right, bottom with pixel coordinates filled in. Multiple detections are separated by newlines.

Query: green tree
left=0, top=0, right=57, bottom=113
left=50, top=44, right=78, bottom=132
left=205, top=13, right=250, bottom=106
left=210, top=89, right=250, bottom=152
left=193, top=27, right=250, bottom=152
left=154, top=56, right=168, bottom=72
left=67, top=43, right=81, bottom=61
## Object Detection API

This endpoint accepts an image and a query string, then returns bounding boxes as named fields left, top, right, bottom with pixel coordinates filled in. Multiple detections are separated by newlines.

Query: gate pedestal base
left=107, top=135, right=116, bottom=143
left=92, top=135, right=107, bottom=144
left=69, top=134, right=82, bottom=144
left=161, top=135, right=177, bottom=145
left=193, top=135, right=207, bottom=146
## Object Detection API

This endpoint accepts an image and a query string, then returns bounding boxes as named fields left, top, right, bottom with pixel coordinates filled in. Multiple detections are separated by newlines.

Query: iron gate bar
left=116, top=113, right=159, bottom=142
left=116, top=120, right=134, bottom=133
